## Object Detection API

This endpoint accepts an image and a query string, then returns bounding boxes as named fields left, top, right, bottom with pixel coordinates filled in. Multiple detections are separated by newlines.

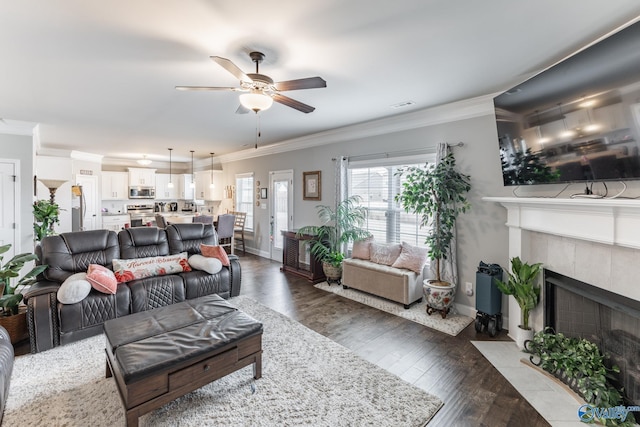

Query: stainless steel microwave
left=129, top=186, right=155, bottom=199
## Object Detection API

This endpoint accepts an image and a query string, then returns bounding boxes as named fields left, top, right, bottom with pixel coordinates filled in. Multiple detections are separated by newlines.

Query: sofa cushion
left=166, top=224, right=217, bottom=256
left=392, top=242, right=429, bottom=274
left=112, top=252, right=191, bottom=283
left=200, top=244, right=230, bottom=267
left=86, top=264, right=118, bottom=294
left=118, top=227, right=169, bottom=259
left=188, top=254, right=223, bottom=275
left=57, top=272, right=92, bottom=304
left=370, top=242, right=402, bottom=266
left=352, top=237, right=374, bottom=260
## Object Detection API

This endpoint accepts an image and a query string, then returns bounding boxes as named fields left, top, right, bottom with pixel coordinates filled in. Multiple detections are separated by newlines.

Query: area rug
left=5, top=296, right=443, bottom=427
left=315, top=282, right=473, bottom=336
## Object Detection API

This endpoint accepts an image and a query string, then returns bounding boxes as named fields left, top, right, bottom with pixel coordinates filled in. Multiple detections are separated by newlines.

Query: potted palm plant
left=33, top=199, right=60, bottom=241
left=395, top=152, right=471, bottom=317
left=0, top=243, right=47, bottom=343
left=297, top=195, right=370, bottom=284
left=495, top=256, right=542, bottom=349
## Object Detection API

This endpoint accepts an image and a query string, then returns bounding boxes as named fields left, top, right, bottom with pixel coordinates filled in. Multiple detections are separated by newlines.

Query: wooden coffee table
left=104, top=295, right=263, bottom=427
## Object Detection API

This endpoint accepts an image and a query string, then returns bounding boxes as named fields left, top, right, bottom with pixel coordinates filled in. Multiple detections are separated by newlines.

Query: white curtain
left=426, top=142, right=459, bottom=290
left=335, top=156, right=348, bottom=253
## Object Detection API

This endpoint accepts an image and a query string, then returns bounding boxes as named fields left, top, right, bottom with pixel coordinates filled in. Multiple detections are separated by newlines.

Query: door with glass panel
left=269, top=170, right=293, bottom=262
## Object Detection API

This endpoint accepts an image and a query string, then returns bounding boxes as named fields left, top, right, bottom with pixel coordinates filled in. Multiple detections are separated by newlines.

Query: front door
left=269, top=170, right=293, bottom=262
left=0, top=160, right=18, bottom=255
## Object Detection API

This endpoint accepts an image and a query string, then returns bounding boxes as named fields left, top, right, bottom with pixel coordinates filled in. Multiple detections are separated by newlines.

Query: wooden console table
left=280, top=230, right=326, bottom=283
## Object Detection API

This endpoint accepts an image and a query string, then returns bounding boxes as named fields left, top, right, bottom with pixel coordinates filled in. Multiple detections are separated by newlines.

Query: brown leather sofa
left=24, top=223, right=241, bottom=353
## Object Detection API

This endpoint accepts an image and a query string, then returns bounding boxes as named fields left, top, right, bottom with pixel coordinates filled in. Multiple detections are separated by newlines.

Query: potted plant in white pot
left=395, top=152, right=471, bottom=318
left=495, top=256, right=542, bottom=350
left=297, top=195, right=370, bottom=284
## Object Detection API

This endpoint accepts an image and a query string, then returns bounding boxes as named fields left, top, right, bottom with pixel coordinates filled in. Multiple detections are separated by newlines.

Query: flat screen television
left=494, top=20, right=640, bottom=186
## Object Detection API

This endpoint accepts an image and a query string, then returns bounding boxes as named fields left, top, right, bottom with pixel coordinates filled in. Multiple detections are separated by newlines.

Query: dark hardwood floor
left=13, top=253, right=550, bottom=426
left=239, top=253, right=550, bottom=427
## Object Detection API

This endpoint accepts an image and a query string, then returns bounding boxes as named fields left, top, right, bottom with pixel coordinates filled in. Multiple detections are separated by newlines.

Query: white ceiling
left=1, top=1, right=639, bottom=164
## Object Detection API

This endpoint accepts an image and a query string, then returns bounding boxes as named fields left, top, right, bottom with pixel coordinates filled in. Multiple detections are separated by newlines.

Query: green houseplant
left=495, top=256, right=542, bottom=348
left=297, top=195, right=370, bottom=283
left=0, top=243, right=47, bottom=315
left=33, top=199, right=61, bottom=241
left=395, top=152, right=471, bottom=285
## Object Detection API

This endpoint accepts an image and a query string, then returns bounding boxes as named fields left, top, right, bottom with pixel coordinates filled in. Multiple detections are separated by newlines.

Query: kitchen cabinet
left=564, top=109, right=590, bottom=131
left=178, top=174, right=194, bottom=200
left=155, top=173, right=179, bottom=200
left=128, top=167, right=156, bottom=187
left=593, top=103, right=626, bottom=132
left=194, top=170, right=223, bottom=201
left=101, top=172, right=128, bottom=200
left=102, top=214, right=130, bottom=231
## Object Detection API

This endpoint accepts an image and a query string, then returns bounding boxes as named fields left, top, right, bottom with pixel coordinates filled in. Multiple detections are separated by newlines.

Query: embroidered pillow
left=112, top=252, right=191, bottom=283
left=86, top=264, right=118, bottom=294
left=188, top=254, right=223, bottom=275
left=392, top=242, right=430, bottom=274
left=200, top=244, right=230, bottom=267
left=352, top=237, right=374, bottom=260
left=370, top=243, right=402, bottom=266
left=58, top=272, right=92, bottom=304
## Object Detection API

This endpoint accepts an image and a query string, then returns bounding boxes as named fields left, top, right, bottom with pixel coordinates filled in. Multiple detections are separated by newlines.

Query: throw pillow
left=112, top=252, right=191, bottom=283
left=370, top=242, right=402, bottom=266
left=392, top=242, right=430, bottom=274
left=200, top=244, right=230, bottom=267
left=352, top=237, right=374, bottom=260
left=57, top=272, right=92, bottom=304
left=188, top=254, right=223, bottom=275
left=86, top=264, right=118, bottom=294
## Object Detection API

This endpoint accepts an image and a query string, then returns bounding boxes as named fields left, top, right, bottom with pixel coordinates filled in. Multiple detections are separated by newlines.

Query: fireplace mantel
left=483, top=197, right=640, bottom=250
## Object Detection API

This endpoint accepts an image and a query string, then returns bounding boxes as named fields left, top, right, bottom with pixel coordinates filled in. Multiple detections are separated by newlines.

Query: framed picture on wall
left=303, top=171, right=321, bottom=200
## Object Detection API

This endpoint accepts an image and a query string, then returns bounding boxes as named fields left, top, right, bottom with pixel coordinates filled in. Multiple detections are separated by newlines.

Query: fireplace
left=544, top=269, right=640, bottom=405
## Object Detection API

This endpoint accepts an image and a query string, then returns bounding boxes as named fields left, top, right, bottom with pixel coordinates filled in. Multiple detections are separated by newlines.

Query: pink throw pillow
left=112, top=253, right=191, bottom=283
left=86, top=264, right=118, bottom=294
left=370, top=243, right=402, bottom=266
left=200, top=244, right=230, bottom=267
left=392, top=242, right=429, bottom=274
left=352, top=237, right=373, bottom=260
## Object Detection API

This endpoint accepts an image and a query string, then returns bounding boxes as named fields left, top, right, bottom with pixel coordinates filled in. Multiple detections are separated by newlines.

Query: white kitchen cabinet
left=128, top=168, right=156, bottom=187
left=194, top=170, right=223, bottom=201
left=155, top=173, right=179, bottom=200
left=102, top=214, right=130, bottom=231
left=593, top=103, right=626, bottom=132
left=564, top=109, right=590, bottom=131
left=101, top=171, right=129, bottom=200
left=178, top=174, right=194, bottom=200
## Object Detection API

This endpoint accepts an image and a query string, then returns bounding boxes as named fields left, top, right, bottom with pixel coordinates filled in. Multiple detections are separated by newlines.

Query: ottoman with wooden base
left=104, top=294, right=263, bottom=427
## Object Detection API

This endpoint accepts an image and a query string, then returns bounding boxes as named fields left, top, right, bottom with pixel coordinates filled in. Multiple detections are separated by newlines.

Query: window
left=347, top=155, right=435, bottom=246
left=235, top=173, right=254, bottom=232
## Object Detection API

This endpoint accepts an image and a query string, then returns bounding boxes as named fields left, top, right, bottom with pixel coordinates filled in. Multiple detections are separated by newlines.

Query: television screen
left=494, top=20, right=640, bottom=186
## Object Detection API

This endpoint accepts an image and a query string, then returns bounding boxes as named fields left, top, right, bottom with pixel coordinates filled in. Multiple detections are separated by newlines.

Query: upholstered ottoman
left=104, top=294, right=263, bottom=427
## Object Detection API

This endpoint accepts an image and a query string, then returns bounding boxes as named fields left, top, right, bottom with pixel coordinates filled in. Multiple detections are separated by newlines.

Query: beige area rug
left=5, top=295, right=443, bottom=427
left=315, top=282, right=473, bottom=336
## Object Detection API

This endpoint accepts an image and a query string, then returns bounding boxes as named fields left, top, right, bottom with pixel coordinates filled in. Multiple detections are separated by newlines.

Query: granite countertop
left=102, top=212, right=129, bottom=216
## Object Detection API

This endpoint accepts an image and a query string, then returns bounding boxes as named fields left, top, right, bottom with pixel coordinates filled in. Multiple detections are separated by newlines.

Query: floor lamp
left=38, top=179, right=67, bottom=205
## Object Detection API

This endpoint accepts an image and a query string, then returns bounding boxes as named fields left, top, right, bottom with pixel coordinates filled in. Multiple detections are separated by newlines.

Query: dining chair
left=155, top=214, right=167, bottom=229
left=230, top=211, right=247, bottom=255
left=216, top=214, right=236, bottom=254
left=192, top=215, right=214, bottom=224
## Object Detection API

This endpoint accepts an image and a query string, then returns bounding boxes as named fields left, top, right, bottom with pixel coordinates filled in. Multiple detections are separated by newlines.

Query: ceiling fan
left=176, top=51, right=326, bottom=114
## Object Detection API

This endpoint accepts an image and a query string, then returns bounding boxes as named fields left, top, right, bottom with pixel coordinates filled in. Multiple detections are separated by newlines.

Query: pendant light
left=535, top=110, right=550, bottom=146
left=167, top=148, right=174, bottom=189
left=209, top=153, right=215, bottom=188
left=190, top=150, right=195, bottom=188
left=558, top=103, right=575, bottom=139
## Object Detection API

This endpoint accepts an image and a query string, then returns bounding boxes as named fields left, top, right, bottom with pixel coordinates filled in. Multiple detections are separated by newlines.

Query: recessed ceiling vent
left=390, top=100, right=416, bottom=109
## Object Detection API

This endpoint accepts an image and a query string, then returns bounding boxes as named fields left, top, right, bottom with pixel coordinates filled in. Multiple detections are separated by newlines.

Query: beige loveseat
left=341, top=240, right=428, bottom=309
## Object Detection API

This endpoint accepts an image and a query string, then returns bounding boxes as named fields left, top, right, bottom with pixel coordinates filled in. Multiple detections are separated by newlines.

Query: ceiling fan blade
left=274, top=77, right=327, bottom=91
left=175, top=86, right=240, bottom=91
left=210, top=56, right=252, bottom=82
left=235, top=105, right=250, bottom=114
left=272, top=93, right=316, bottom=113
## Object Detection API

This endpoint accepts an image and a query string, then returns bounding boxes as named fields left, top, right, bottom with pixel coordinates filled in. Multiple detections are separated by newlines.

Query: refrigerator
left=71, top=185, right=85, bottom=232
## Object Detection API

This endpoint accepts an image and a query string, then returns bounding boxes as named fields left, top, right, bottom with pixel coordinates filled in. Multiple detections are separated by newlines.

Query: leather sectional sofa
left=24, top=223, right=241, bottom=353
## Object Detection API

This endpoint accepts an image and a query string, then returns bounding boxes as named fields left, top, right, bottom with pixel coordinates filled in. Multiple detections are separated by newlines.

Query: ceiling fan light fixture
left=239, top=91, right=273, bottom=113
left=137, top=155, right=152, bottom=166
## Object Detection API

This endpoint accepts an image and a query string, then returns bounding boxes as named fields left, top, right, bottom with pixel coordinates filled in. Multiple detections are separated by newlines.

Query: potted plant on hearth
left=297, top=195, right=370, bottom=284
left=0, top=244, right=47, bottom=343
left=395, top=152, right=471, bottom=318
left=495, top=256, right=542, bottom=350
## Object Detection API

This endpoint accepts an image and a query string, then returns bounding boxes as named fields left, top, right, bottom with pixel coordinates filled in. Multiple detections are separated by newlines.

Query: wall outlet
left=465, top=282, right=473, bottom=296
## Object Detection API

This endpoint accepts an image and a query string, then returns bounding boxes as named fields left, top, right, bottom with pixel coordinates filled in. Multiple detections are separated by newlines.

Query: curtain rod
left=334, top=141, right=464, bottom=162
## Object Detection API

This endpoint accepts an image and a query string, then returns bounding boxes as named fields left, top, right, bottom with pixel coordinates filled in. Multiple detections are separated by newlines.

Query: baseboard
left=243, top=247, right=271, bottom=259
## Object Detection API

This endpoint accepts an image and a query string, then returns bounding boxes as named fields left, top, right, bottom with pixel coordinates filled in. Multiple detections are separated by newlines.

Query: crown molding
left=0, top=119, right=37, bottom=136
left=217, top=94, right=496, bottom=163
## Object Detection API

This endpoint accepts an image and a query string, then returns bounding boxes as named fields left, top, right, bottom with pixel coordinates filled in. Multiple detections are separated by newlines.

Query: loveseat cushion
left=343, top=258, right=418, bottom=277
left=166, top=224, right=217, bottom=256
left=391, top=242, right=429, bottom=274
left=370, top=242, right=402, bottom=266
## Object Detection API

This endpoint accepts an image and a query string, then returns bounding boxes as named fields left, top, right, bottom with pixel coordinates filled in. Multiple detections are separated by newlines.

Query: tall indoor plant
left=297, top=195, right=370, bottom=283
left=495, top=256, right=542, bottom=349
